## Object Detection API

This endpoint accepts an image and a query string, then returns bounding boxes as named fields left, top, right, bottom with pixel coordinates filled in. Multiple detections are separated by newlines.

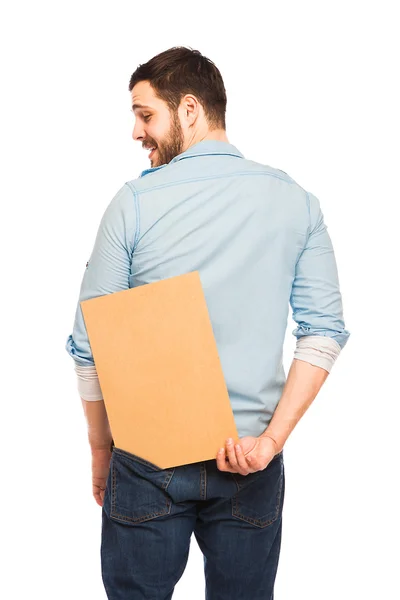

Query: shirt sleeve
left=65, top=183, right=138, bottom=368
left=290, top=191, right=350, bottom=363
left=294, top=335, right=341, bottom=372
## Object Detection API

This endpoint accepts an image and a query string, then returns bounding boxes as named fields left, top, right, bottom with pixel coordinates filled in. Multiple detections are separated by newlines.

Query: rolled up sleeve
left=65, top=183, right=138, bottom=372
left=290, top=191, right=350, bottom=368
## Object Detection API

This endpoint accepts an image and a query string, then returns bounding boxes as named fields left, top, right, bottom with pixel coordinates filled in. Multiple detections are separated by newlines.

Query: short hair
left=128, top=46, right=227, bottom=130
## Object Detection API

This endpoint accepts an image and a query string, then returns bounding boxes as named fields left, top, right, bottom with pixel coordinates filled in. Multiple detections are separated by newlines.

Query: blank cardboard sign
left=80, top=271, right=238, bottom=469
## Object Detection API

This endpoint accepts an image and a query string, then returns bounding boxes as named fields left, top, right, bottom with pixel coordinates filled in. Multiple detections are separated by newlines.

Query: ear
left=181, top=94, right=200, bottom=123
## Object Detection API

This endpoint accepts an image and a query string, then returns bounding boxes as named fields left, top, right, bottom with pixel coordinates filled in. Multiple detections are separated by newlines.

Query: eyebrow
left=131, top=103, right=153, bottom=111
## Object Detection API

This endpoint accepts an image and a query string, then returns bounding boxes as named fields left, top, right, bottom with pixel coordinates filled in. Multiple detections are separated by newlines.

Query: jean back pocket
left=109, top=447, right=175, bottom=525
left=231, top=451, right=284, bottom=528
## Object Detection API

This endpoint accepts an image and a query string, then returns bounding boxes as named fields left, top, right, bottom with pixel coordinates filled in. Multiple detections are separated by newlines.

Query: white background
left=2, top=1, right=399, bottom=598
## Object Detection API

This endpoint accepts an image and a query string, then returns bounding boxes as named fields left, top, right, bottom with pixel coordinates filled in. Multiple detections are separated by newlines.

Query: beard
left=148, top=111, right=185, bottom=168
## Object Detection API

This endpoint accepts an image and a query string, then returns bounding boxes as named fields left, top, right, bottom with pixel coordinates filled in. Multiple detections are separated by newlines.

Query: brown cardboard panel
left=80, top=271, right=238, bottom=469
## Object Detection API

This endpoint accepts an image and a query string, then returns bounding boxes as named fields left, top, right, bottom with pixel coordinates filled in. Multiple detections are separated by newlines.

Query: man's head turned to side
left=129, top=46, right=229, bottom=168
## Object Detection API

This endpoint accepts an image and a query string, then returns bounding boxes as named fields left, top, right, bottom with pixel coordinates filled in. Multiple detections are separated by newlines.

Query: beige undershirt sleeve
left=293, top=335, right=341, bottom=372
left=74, top=364, right=103, bottom=401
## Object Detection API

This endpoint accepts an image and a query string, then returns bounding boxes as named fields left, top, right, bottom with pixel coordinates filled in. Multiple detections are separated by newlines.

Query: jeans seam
left=200, top=462, right=206, bottom=500
left=110, top=500, right=171, bottom=524
left=162, top=468, right=176, bottom=491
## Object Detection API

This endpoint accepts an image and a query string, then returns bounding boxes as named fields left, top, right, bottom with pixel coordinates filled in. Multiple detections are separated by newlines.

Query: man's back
left=66, top=139, right=349, bottom=438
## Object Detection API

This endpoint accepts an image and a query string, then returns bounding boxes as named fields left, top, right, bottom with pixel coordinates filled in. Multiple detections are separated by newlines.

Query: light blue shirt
left=65, top=140, right=350, bottom=438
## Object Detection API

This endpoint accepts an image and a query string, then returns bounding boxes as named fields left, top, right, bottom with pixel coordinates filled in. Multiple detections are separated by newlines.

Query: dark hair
left=128, top=46, right=227, bottom=130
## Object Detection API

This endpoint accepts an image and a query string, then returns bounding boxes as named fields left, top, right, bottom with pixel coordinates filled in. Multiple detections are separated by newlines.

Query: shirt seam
left=305, top=190, right=311, bottom=240
left=125, top=181, right=141, bottom=252
left=137, top=170, right=293, bottom=195
left=293, top=190, right=311, bottom=270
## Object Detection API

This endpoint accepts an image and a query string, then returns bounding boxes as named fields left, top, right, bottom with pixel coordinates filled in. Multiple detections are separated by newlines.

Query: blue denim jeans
left=101, top=446, right=285, bottom=599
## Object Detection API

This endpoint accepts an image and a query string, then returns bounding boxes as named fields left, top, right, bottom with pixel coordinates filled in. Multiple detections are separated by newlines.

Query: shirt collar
left=139, top=140, right=244, bottom=177
left=169, top=140, right=244, bottom=164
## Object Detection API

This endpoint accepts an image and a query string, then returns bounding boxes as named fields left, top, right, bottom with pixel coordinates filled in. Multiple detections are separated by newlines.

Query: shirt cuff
left=74, top=364, right=103, bottom=401
left=293, top=335, right=341, bottom=373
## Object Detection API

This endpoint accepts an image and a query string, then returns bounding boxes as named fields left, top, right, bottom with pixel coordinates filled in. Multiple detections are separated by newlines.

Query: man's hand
left=216, top=435, right=278, bottom=475
left=91, top=448, right=112, bottom=506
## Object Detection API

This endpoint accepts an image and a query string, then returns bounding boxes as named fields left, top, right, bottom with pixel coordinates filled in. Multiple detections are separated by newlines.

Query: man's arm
left=260, top=358, right=329, bottom=451
left=81, top=398, right=113, bottom=450
left=65, top=183, right=137, bottom=447
left=261, top=191, right=350, bottom=452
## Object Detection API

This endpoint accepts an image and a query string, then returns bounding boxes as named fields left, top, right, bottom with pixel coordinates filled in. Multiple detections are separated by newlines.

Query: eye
left=143, top=115, right=152, bottom=122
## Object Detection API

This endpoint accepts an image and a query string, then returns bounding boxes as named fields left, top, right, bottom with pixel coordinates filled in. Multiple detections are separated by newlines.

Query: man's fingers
left=225, top=438, right=239, bottom=470
left=93, top=490, right=103, bottom=506
left=93, top=483, right=106, bottom=506
left=234, top=443, right=254, bottom=475
left=216, top=447, right=229, bottom=471
left=216, top=447, right=236, bottom=472
left=216, top=441, right=254, bottom=475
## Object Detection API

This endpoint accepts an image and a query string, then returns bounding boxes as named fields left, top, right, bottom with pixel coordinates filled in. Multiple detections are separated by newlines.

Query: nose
left=132, top=119, right=145, bottom=142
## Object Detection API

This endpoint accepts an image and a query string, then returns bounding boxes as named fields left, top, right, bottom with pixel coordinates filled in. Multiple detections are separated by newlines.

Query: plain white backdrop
left=1, top=1, right=399, bottom=598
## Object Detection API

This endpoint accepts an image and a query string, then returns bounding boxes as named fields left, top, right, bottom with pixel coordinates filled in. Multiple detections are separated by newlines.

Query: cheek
left=152, top=124, right=169, bottom=144
left=147, top=129, right=158, bottom=144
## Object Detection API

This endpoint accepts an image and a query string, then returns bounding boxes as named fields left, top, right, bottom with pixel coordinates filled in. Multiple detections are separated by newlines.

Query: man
left=66, top=46, right=350, bottom=599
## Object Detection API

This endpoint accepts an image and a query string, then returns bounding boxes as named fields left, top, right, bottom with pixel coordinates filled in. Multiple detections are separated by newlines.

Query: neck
left=201, top=129, right=229, bottom=143
left=186, top=129, right=230, bottom=150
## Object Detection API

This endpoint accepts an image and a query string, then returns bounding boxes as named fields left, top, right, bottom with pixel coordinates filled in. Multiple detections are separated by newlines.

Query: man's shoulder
left=240, top=157, right=312, bottom=208
left=240, top=156, right=296, bottom=184
left=124, top=155, right=304, bottom=196
left=124, top=163, right=173, bottom=195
